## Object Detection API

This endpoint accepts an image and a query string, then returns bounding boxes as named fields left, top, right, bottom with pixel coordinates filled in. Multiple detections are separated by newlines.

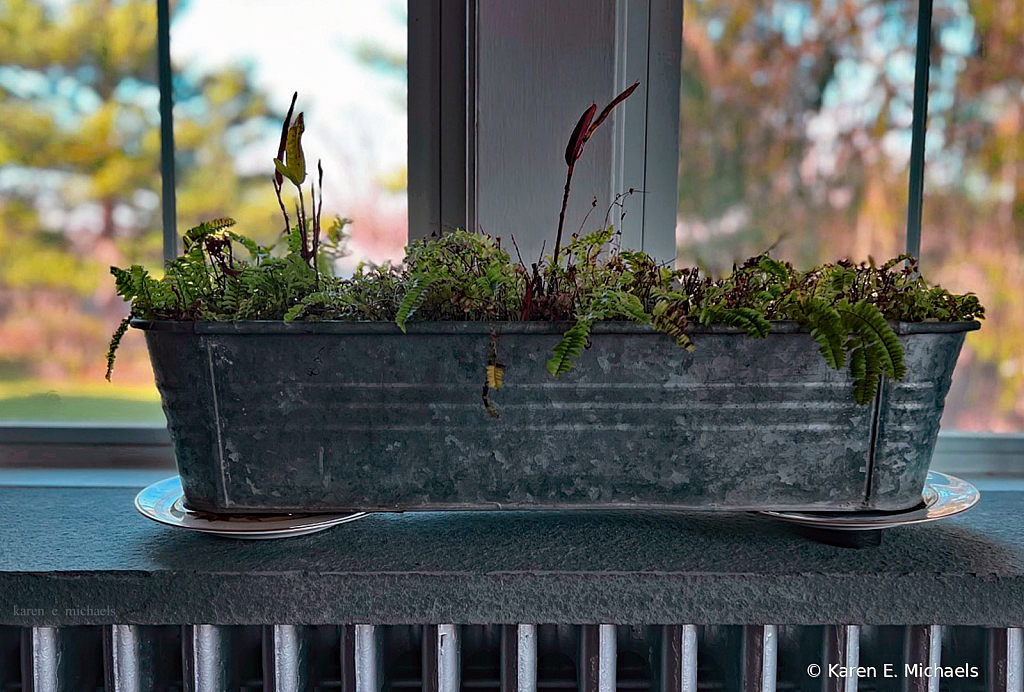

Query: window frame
left=0, top=0, right=1020, bottom=477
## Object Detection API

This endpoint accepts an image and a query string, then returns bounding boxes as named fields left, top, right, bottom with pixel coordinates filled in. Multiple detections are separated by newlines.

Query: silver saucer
left=135, top=477, right=369, bottom=539
left=759, top=471, right=980, bottom=531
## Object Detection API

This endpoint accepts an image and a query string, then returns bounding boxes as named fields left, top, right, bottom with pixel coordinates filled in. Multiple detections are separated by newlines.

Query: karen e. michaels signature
left=13, top=605, right=117, bottom=618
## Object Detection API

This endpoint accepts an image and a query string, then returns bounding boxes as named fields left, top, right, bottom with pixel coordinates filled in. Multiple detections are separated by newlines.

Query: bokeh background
left=0, top=0, right=1020, bottom=432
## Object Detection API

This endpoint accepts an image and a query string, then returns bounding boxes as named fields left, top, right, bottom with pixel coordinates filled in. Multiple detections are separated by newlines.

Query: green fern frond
left=396, top=273, right=439, bottom=332
left=469, top=261, right=508, bottom=300
left=285, top=225, right=305, bottom=257
left=848, top=344, right=868, bottom=404
left=219, top=278, right=244, bottom=317
left=614, top=291, right=651, bottom=324
left=848, top=342, right=885, bottom=405
left=620, top=251, right=654, bottom=274
left=225, top=231, right=270, bottom=263
left=484, top=261, right=509, bottom=291
left=547, top=319, right=592, bottom=377
left=827, top=266, right=856, bottom=296
left=282, top=289, right=342, bottom=322
left=652, top=298, right=693, bottom=350
left=700, top=306, right=771, bottom=338
left=757, top=256, right=791, bottom=282
left=104, top=317, right=131, bottom=382
left=110, top=266, right=134, bottom=299
left=881, top=254, right=913, bottom=271
left=283, top=301, right=308, bottom=322
left=564, top=226, right=615, bottom=262
left=798, top=298, right=845, bottom=370
left=587, top=289, right=650, bottom=324
left=838, top=299, right=905, bottom=380
left=110, top=265, right=161, bottom=315
left=183, top=218, right=236, bottom=251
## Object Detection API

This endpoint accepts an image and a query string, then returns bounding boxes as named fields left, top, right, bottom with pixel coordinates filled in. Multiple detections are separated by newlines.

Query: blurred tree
left=920, top=0, right=1024, bottom=429
left=0, top=0, right=280, bottom=386
left=677, top=0, right=1024, bottom=430
left=678, top=0, right=919, bottom=271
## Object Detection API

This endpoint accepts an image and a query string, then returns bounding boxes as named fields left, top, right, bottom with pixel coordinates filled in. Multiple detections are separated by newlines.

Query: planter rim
left=130, top=318, right=981, bottom=336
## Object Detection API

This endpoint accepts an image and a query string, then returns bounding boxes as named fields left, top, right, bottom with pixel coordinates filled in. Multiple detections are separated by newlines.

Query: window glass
left=677, top=0, right=1022, bottom=432
left=919, top=0, right=1023, bottom=432
left=0, top=0, right=408, bottom=427
left=0, top=0, right=164, bottom=423
left=169, top=0, right=408, bottom=273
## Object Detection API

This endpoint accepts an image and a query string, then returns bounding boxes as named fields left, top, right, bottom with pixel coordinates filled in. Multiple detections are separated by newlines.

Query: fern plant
left=108, top=90, right=984, bottom=406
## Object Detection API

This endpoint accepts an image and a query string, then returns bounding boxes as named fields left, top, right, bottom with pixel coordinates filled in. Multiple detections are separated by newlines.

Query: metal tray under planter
left=133, top=319, right=979, bottom=514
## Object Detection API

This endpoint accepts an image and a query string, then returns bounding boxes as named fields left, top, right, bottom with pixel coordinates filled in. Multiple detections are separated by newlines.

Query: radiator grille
left=0, top=625, right=1020, bottom=691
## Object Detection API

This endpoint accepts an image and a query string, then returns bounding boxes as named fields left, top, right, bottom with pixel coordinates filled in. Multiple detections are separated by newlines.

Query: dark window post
left=906, top=0, right=934, bottom=264
left=157, top=0, right=177, bottom=262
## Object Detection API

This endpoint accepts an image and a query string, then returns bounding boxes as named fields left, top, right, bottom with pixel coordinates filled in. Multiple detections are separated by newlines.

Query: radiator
left=1, top=624, right=1021, bottom=691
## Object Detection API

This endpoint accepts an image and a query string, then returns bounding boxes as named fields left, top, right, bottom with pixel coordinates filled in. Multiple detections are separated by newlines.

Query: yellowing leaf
left=284, top=113, right=306, bottom=185
left=486, top=363, right=505, bottom=390
left=273, top=158, right=298, bottom=186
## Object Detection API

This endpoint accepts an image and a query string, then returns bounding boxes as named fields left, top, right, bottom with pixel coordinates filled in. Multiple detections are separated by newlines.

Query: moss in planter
left=106, top=90, right=984, bottom=405
left=106, top=219, right=984, bottom=404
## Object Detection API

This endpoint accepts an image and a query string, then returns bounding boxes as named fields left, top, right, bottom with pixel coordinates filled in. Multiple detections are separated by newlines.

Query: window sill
left=1, top=485, right=1022, bottom=627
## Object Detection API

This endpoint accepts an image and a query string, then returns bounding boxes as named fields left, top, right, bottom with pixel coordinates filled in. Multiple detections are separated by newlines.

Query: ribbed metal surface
left=903, top=624, right=943, bottom=692
left=823, top=625, right=860, bottom=692
left=0, top=623, right=1016, bottom=691
left=656, top=625, right=700, bottom=692
left=182, top=624, right=229, bottom=692
left=498, top=623, right=538, bottom=692
left=579, top=625, right=617, bottom=692
left=437, top=624, right=461, bottom=692
left=353, top=624, right=380, bottom=692
left=741, top=625, right=777, bottom=692
left=516, top=624, right=537, bottom=692
left=101, top=625, right=182, bottom=692
left=103, top=625, right=141, bottom=692
left=598, top=625, right=616, bottom=692
left=22, top=627, right=58, bottom=692
left=1007, top=628, right=1024, bottom=692
left=422, top=624, right=462, bottom=692
left=140, top=320, right=976, bottom=515
left=262, top=624, right=304, bottom=692
left=679, top=625, right=699, bottom=692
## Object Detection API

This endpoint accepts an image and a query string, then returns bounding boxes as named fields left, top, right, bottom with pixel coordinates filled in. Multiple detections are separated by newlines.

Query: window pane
left=0, top=0, right=165, bottom=424
left=676, top=0, right=1021, bottom=432
left=169, top=0, right=408, bottom=273
left=0, top=0, right=408, bottom=429
left=919, top=1, right=1023, bottom=432
left=678, top=0, right=920, bottom=271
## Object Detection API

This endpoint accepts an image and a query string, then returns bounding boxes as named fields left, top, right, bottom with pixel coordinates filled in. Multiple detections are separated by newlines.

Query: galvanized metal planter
left=134, top=319, right=978, bottom=514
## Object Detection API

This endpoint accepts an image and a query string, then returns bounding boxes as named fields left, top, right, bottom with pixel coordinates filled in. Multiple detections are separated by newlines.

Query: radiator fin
left=0, top=623, right=1011, bottom=691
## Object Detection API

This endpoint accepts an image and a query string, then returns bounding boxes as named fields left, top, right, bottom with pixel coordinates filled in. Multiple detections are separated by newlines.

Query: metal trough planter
left=134, top=319, right=978, bottom=514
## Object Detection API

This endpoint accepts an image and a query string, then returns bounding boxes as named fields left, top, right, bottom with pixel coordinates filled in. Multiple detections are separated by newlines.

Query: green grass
left=0, top=383, right=165, bottom=423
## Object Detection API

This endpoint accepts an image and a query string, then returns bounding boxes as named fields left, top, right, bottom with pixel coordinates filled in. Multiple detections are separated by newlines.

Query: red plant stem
left=297, top=185, right=309, bottom=262
left=553, top=162, right=576, bottom=268
left=274, top=93, right=298, bottom=236
left=310, top=184, right=319, bottom=286
left=274, top=179, right=290, bottom=237
left=550, top=82, right=639, bottom=272
left=313, top=161, right=324, bottom=279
